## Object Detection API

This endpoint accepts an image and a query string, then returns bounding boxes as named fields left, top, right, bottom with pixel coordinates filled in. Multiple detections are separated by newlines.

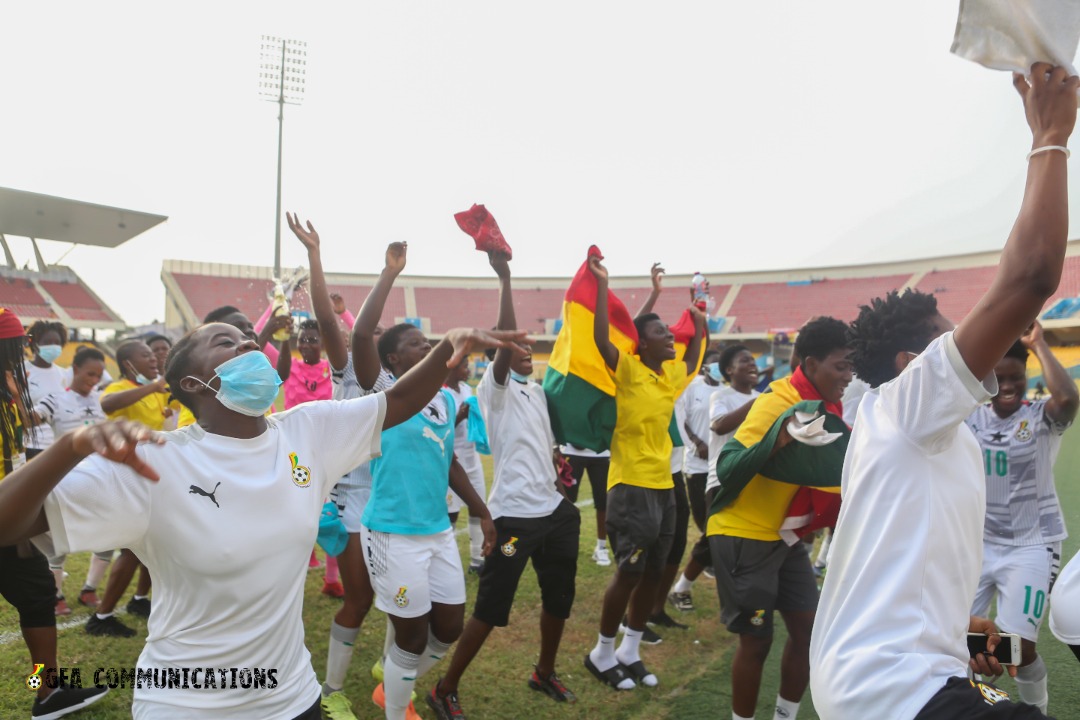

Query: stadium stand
left=0, top=267, right=124, bottom=329
left=162, top=239, right=1080, bottom=343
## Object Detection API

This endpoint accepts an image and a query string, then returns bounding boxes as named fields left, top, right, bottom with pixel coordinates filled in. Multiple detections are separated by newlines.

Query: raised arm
left=590, top=256, right=619, bottom=371
left=331, top=295, right=356, bottom=331
left=489, top=251, right=515, bottom=385
left=683, top=305, right=708, bottom=377
left=1023, top=321, right=1080, bottom=425
left=0, top=420, right=162, bottom=545
left=352, top=242, right=406, bottom=390
left=635, top=262, right=665, bottom=319
left=953, top=64, right=1079, bottom=379
left=287, top=213, right=348, bottom=371
left=383, top=327, right=528, bottom=429
left=275, top=334, right=293, bottom=381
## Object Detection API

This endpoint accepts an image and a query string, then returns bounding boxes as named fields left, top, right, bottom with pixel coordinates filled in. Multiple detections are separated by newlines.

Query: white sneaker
left=592, top=547, right=611, bottom=566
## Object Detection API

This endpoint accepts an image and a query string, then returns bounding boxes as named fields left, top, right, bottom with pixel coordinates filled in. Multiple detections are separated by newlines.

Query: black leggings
left=666, top=472, right=690, bottom=566
left=291, top=696, right=322, bottom=720
left=0, top=544, right=56, bottom=629
left=563, top=454, right=609, bottom=512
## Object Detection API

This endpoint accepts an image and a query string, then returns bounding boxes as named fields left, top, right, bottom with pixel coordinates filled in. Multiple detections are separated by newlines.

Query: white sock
left=596, top=538, right=607, bottom=551
left=673, top=574, right=694, bottom=594
left=95, top=612, right=114, bottom=620
left=416, top=631, right=453, bottom=679
left=468, top=517, right=483, bottom=563
left=133, top=594, right=149, bottom=601
left=733, top=713, right=753, bottom=720
left=616, top=627, right=643, bottom=666
left=813, top=529, right=832, bottom=568
left=383, top=644, right=420, bottom=720
left=50, top=567, right=64, bottom=596
left=1015, top=655, right=1048, bottom=713
left=85, top=553, right=112, bottom=590
left=324, top=621, right=359, bottom=693
left=589, top=634, right=634, bottom=690
left=775, top=694, right=800, bottom=719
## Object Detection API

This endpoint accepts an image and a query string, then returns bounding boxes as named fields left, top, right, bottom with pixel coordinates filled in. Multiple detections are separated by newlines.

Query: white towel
left=951, top=0, right=1080, bottom=75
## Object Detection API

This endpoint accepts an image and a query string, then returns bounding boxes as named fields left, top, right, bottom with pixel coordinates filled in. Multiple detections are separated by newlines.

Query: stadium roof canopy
left=0, top=187, right=167, bottom=247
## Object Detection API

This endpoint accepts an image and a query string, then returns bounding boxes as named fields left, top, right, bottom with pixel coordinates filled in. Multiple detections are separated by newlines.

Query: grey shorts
left=709, top=535, right=818, bottom=637
left=605, top=484, right=675, bottom=574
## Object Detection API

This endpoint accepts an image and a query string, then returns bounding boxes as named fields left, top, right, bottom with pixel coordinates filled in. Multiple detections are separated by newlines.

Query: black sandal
left=583, top=655, right=635, bottom=690
left=622, top=660, right=658, bottom=686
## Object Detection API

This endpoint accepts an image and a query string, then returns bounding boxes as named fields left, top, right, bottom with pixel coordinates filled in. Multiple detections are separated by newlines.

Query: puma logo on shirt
left=189, top=482, right=222, bottom=508
left=422, top=425, right=450, bottom=453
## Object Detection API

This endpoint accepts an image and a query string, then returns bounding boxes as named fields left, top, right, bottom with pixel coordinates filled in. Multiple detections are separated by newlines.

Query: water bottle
left=691, top=272, right=709, bottom=308
left=271, top=282, right=291, bottom=342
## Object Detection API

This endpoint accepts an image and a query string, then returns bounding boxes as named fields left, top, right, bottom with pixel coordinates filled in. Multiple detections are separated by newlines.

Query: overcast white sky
left=2, top=1, right=1076, bottom=326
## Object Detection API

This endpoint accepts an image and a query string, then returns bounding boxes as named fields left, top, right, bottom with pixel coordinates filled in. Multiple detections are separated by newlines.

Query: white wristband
left=1027, top=145, right=1070, bottom=160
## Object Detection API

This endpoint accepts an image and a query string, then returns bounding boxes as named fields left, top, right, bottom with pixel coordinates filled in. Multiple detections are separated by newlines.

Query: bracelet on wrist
left=1027, top=145, right=1070, bottom=160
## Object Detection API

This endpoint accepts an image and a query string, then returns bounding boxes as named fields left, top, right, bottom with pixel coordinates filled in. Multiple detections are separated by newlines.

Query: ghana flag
left=543, top=246, right=638, bottom=452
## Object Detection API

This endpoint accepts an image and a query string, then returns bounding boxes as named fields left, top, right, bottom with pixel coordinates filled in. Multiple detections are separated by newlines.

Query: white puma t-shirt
left=43, top=394, right=386, bottom=719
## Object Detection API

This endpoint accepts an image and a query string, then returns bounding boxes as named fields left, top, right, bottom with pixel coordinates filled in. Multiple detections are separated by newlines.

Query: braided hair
left=0, top=335, right=34, bottom=469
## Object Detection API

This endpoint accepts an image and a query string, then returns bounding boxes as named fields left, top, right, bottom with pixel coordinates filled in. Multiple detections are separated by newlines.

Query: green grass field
left=3, top=436, right=1080, bottom=719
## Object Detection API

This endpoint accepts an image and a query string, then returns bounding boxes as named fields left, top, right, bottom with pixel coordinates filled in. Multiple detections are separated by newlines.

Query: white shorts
left=330, top=483, right=371, bottom=534
left=971, top=540, right=1062, bottom=642
left=361, top=525, right=466, bottom=618
left=447, top=456, right=485, bottom=514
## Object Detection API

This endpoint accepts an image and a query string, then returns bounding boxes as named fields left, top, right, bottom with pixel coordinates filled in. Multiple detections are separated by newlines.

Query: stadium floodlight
left=259, top=36, right=307, bottom=281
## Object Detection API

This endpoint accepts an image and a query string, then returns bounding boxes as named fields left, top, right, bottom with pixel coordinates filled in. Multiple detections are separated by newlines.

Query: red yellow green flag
left=543, top=246, right=638, bottom=452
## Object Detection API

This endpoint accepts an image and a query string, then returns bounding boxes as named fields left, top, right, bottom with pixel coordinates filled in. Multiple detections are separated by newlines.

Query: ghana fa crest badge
left=501, top=537, right=519, bottom=557
left=394, top=586, right=409, bottom=608
left=289, top=452, right=312, bottom=487
left=1015, top=420, right=1032, bottom=442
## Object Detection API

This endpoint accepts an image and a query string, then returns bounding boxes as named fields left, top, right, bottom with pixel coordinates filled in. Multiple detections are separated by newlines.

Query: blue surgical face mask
left=704, top=362, right=722, bottom=382
left=126, top=361, right=152, bottom=386
left=188, top=351, right=282, bottom=416
left=510, top=369, right=531, bottom=383
left=37, top=345, right=62, bottom=364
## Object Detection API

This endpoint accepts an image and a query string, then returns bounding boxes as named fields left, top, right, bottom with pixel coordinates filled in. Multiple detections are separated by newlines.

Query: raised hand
left=385, top=242, right=407, bottom=275
left=588, top=256, right=608, bottom=282
left=689, top=304, right=708, bottom=325
left=1014, top=63, right=1080, bottom=148
left=267, top=313, right=293, bottom=336
left=71, top=419, right=165, bottom=481
left=488, top=250, right=511, bottom=279
left=443, top=328, right=530, bottom=368
left=650, top=262, right=665, bottom=293
left=330, top=293, right=347, bottom=315
left=286, top=212, right=320, bottom=252
left=1020, top=320, right=1045, bottom=350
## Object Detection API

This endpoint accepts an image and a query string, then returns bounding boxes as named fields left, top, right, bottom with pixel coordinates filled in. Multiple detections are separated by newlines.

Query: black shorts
left=685, top=472, right=708, bottom=532
left=606, top=484, right=675, bottom=574
left=915, top=677, right=1052, bottom=719
left=563, top=454, right=609, bottom=512
left=709, top=535, right=817, bottom=637
left=0, top=544, right=57, bottom=629
left=473, top=500, right=580, bottom=627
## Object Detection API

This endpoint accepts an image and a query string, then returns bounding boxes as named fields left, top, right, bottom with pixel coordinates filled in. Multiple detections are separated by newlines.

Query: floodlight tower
left=259, top=36, right=307, bottom=280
